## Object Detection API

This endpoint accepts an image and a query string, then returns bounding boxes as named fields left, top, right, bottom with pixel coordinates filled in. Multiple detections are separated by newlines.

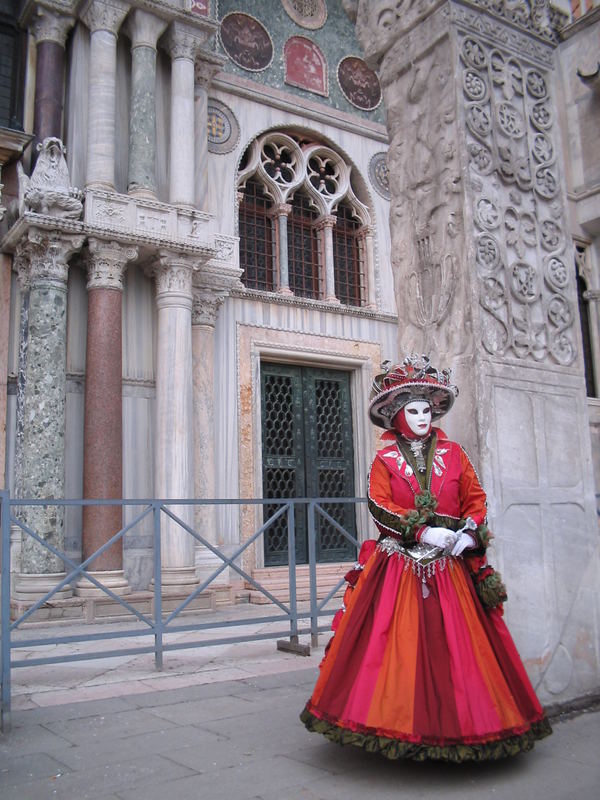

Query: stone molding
left=15, top=227, right=85, bottom=287
left=86, top=237, right=138, bottom=290
left=123, top=8, right=168, bottom=50
left=31, top=6, right=75, bottom=46
left=80, top=0, right=129, bottom=36
left=162, top=20, right=208, bottom=61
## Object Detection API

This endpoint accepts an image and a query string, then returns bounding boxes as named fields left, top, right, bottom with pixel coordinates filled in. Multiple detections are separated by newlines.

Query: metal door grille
left=261, top=364, right=356, bottom=565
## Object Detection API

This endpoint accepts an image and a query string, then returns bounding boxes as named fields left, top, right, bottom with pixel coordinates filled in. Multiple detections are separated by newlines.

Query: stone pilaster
left=154, top=250, right=196, bottom=589
left=76, top=239, right=137, bottom=598
left=124, top=10, right=167, bottom=198
left=81, top=0, right=129, bottom=190
left=315, top=214, right=338, bottom=302
left=163, top=23, right=203, bottom=208
left=191, top=287, right=225, bottom=583
left=13, top=227, right=84, bottom=600
left=31, top=6, right=75, bottom=149
left=355, top=0, right=599, bottom=704
left=194, top=57, right=223, bottom=210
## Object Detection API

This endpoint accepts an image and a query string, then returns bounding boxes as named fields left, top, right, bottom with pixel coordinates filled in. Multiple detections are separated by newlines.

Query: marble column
left=154, top=251, right=197, bottom=589
left=315, top=214, right=338, bottom=302
left=124, top=10, right=167, bottom=198
left=358, top=224, right=377, bottom=309
left=13, top=228, right=84, bottom=601
left=75, top=239, right=137, bottom=597
left=191, top=288, right=226, bottom=582
left=269, top=203, right=293, bottom=295
left=163, top=23, right=200, bottom=207
left=81, top=0, right=129, bottom=190
left=31, top=7, right=74, bottom=151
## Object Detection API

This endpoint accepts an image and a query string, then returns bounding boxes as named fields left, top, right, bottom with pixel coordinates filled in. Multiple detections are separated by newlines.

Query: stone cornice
left=211, top=73, right=389, bottom=145
left=0, top=128, right=34, bottom=166
left=229, top=285, right=398, bottom=324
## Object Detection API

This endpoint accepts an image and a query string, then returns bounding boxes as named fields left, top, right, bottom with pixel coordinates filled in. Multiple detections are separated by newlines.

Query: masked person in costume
left=300, top=355, right=552, bottom=761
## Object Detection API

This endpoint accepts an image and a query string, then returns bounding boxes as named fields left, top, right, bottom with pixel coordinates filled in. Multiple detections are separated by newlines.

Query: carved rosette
left=461, top=33, right=576, bottom=366
left=81, top=0, right=129, bottom=35
left=86, top=239, right=138, bottom=291
left=17, top=228, right=85, bottom=287
left=31, top=8, right=75, bottom=46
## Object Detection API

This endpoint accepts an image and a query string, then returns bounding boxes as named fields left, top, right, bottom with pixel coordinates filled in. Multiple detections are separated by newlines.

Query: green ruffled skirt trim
left=300, top=707, right=552, bottom=763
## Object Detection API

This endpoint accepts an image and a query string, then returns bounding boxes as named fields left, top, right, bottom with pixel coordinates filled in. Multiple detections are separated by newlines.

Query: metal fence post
left=153, top=501, right=163, bottom=671
left=308, top=500, right=319, bottom=649
left=1, top=490, right=12, bottom=731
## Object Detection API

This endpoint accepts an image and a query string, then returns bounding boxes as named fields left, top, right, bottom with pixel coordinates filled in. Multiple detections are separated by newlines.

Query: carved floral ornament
left=237, top=132, right=369, bottom=221
left=460, top=33, right=575, bottom=366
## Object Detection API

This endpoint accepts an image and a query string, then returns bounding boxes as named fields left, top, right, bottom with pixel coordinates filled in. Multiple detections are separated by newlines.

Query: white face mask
left=403, top=400, right=432, bottom=437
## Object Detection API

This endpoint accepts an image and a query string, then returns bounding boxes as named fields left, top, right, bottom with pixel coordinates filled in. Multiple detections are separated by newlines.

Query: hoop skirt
left=300, top=430, right=551, bottom=762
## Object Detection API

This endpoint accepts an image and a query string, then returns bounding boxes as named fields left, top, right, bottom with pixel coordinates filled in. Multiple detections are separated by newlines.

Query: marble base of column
left=196, top=548, right=229, bottom=585
left=156, top=566, right=199, bottom=595
left=74, top=569, right=131, bottom=597
left=13, top=572, right=72, bottom=602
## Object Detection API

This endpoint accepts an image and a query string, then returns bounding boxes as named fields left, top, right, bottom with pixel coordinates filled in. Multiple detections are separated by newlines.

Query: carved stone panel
left=460, top=33, right=577, bottom=366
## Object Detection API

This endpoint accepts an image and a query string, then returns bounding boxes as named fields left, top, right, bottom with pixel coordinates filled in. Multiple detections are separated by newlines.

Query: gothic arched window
left=237, top=131, right=376, bottom=307
left=333, top=201, right=363, bottom=307
left=288, top=191, right=319, bottom=299
left=239, top=176, right=274, bottom=291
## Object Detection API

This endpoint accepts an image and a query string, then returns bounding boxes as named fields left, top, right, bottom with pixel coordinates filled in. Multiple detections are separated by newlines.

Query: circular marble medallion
left=207, top=99, right=240, bottom=154
left=220, top=12, right=273, bottom=72
left=368, top=152, right=390, bottom=200
left=337, top=56, right=381, bottom=110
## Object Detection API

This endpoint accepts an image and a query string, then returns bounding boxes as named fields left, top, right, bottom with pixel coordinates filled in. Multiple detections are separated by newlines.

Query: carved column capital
left=16, top=227, right=85, bottom=287
left=357, top=223, right=375, bottom=240
left=81, top=0, right=129, bottom=36
left=194, top=57, right=221, bottom=91
left=154, top=250, right=194, bottom=309
left=191, top=287, right=226, bottom=327
left=163, top=21, right=207, bottom=62
left=86, top=238, right=138, bottom=290
left=314, top=214, right=337, bottom=232
left=123, top=8, right=167, bottom=51
left=268, top=202, right=293, bottom=220
left=31, top=6, right=75, bottom=46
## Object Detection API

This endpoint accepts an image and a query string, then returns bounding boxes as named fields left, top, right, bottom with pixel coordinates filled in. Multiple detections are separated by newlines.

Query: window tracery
left=237, top=131, right=373, bottom=307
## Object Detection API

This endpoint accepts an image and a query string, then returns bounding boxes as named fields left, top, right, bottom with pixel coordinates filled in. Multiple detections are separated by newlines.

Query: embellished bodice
left=375, top=432, right=463, bottom=520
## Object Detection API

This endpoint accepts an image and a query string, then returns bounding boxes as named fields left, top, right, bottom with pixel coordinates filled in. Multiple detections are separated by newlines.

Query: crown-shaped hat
left=369, top=355, right=458, bottom=429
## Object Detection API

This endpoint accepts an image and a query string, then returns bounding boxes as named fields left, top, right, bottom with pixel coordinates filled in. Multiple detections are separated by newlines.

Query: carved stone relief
left=385, top=36, right=468, bottom=356
left=461, top=34, right=576, bottom=366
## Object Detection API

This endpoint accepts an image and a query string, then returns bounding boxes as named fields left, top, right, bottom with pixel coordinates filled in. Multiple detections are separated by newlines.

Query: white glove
left=451, top=532, right=477, bottom=556
left=421, top=527, right=457, bottom=551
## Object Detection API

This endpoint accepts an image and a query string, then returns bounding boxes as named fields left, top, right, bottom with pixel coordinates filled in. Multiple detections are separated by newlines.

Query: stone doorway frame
left=236, top=322, right=382, bottom=571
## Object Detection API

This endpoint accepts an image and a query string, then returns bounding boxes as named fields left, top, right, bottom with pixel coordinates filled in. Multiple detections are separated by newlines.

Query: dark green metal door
left=261, top=363, right=357, bottom=565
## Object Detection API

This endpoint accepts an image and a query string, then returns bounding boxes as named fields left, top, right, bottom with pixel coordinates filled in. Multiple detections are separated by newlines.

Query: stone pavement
left=1, top=608, right=599, bottom=799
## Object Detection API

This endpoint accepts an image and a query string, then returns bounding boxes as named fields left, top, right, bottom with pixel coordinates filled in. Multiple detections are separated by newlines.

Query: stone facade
left=0, top=0, right=598, bottom=707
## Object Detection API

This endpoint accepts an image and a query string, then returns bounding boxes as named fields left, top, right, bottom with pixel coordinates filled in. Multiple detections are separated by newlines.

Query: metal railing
left=0, top=492, right=363, bottom=731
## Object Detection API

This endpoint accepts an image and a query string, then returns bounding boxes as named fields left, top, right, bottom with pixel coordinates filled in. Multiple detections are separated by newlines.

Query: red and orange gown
left=301, top=428, right=551, bottom=761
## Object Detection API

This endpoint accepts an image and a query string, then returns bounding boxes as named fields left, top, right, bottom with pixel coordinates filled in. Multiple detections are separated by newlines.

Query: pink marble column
left=77, top=239, right=137, bottom=597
